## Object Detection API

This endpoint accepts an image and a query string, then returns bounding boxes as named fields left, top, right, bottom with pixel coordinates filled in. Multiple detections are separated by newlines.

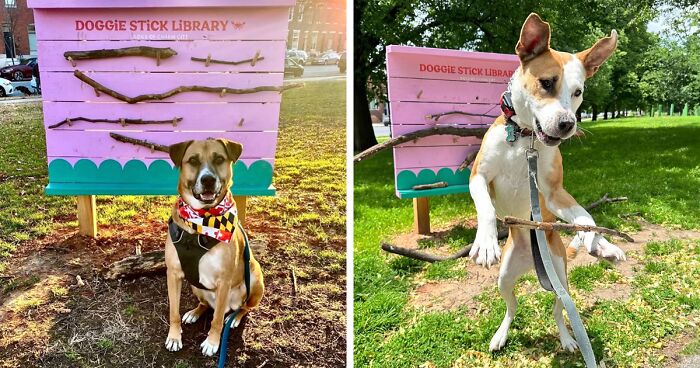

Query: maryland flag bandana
left=176, top=193, right=238, bottom=243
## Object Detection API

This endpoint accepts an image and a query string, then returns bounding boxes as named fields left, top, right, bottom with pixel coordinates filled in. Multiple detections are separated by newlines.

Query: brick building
left=1, top=0, right=36, bottom=59
left=287, top=0, right=345, bottom=53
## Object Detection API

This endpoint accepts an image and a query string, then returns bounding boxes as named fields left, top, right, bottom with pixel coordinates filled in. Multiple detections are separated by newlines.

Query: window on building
left=297, top=5, right=304, bottom=21
left=316, top=5, right=323, bottom=24
left=28, top=24, right=37, bottom=55
left=310, top=31, right=318, bottom=51
left=288, top=7, right=294, bottom=21
left=302, top=31, right=309, bottom=51
left=291, top=30, right=300, bottom=50
left=5, top=0, right=16, bottom=8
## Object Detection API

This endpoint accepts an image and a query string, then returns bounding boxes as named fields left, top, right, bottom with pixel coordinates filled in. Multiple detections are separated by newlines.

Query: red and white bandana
left=177, top=193, right=238, bottom=243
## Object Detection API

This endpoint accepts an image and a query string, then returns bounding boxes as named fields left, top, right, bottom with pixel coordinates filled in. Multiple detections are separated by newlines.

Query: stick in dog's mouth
left=534, top=118, right=562, bottom=146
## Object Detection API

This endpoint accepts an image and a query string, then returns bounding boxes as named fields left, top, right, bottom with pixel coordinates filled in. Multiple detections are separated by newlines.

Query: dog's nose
left=200, top=174, right=216, bottom=188
left=558, top=120, right=575, bottom=132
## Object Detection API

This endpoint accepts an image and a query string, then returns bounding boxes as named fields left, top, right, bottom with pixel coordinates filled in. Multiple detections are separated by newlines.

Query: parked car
left=284, top=58, right=304, bottom=77
left=286, top=49, right=308, bottom=65
left=0, top=77, right=14, bottom=97
left=319, top=51, right=340, bottom=65
left=0, top=57, right=37, bottom=81
left=338, top=52, right=346, bottom=73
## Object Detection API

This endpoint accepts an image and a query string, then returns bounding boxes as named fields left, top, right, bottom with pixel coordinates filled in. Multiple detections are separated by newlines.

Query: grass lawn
left=354, top=116, right=700, bottom=367
left=0, top=80, right=346, bottom=367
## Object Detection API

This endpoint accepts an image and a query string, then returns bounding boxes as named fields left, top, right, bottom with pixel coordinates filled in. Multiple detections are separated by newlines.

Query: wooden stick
left=412, top=181, right=448, bottom=190
left=73, top=70, right=303, bottom=104
left=503, top=216, right=634, bottom=242
left=353, top=126, right=489, bottom=163
left=64, top=46, right=177, bottom=61
left=109, top=132, right=169, bottom=153
left=585, top=193, right=628, bottom=211
left=191, top=54, right=266, bottom=66
left=289, top=267, right=298, bottom=296
left=458, top=151, right=479, bottom=171
left=48, top=117, right=182, bottom=129
left=427, top=110, right=499, bottom=121
left=104, top=250, right=166, bottom=280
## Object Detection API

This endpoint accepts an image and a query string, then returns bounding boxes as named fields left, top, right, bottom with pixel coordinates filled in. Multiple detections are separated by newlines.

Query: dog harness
left=168, top=193, right=252, bottom=368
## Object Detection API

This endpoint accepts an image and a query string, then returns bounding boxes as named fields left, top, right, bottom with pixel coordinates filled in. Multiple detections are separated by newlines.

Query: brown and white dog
left=468, top=13, right=625, bottom=352
left=163, top=139, right=264, bottom=356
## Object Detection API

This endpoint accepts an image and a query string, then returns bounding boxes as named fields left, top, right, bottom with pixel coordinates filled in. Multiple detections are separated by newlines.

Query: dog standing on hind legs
left=468, top=13, right=626, bottom=353
left=163, top=138, right=264, bottom=357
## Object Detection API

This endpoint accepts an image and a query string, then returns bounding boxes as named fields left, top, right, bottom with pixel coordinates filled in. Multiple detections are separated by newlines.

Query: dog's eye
left=539, top=78, right=554, bottom=91
left=213, top=156, right=225, bottom=164
left=574, top=89, right=582, bottom=97
left=187, top=157, right=200, bottom=166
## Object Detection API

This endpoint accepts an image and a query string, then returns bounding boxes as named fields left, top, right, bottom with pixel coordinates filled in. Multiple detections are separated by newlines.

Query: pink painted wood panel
left=389, top=102, right=499, bottom=127
left=33, top=7, right=289, bottom=41
left=388, top=77, right=507, bottom=104
left=29, top=0, right=294, bottom=8
left=393, top=164, right=464, bottom=176
left=46, top=131, right=277, bottom=159
left=38, top=40, right=286, bottom=72
left=393, top=145, right=480, bottom=170
left=393, top=135, right=482, bottom=148
left=386, top=45, right=519, bottom=83
left=51, top=157, right=273, bottom=167
left=41, top=72, right=284, bottom=103
left=43, top=101, right=280, bottom=132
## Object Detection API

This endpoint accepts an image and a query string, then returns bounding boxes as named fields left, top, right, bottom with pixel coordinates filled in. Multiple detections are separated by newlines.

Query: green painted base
left=396, top=167, right=470, bottom=199
left=46, top=159, right=275, bottom=196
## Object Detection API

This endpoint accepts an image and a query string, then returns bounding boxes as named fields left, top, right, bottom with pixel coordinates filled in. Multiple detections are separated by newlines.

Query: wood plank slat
left=42, top=101, right=280, bottom=131
left=45, top=130, right=277, bottom=159
left=38, top=40, right=286, bottom=72
left=41, top=71, right=284, bottom=103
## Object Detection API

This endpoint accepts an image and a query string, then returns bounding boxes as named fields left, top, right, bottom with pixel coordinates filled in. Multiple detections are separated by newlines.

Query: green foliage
left=354, top=117, right=700, bottom=367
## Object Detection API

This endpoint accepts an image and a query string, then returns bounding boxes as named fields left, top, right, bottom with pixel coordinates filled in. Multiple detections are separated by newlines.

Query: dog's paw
left=470, top=231, right=500, bottom=269
left=200, top=337, right=219, bottom=357
left=489, top=327, right=509, bottom=352
left=587, top=234, right=626, bottom=263
left=182, top=309, right=202, bottom=324
left=165, top=334, right=183, bottom=352
left=560, top=334, right=579, bottom=352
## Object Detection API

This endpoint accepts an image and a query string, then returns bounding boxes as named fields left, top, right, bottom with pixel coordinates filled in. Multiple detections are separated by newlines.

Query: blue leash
left=217, top=220, right=251, bottom=368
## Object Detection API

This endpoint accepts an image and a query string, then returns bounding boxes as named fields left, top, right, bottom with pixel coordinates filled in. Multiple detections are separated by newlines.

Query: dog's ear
left=217, top=139, right=243, bottom=162
left=168, top=140, right=193, bottom=167
left=516, top=13, right=551, bottom=62
left=577, top=30, right=618, bottom=78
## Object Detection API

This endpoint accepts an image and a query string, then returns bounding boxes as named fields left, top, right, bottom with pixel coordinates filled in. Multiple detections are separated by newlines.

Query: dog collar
left=176, top=192, right=238, bottom=243
left=500, top=90, right=533, bottom=143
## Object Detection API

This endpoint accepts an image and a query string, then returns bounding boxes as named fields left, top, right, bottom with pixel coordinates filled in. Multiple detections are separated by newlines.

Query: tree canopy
left=354, top=0, right=700, bottom=150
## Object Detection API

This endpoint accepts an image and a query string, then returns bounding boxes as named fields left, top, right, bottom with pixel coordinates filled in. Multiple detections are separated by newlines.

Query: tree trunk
left=576, top=106, right=582, bottom=122
left=354, top=80, right=378, bottom=153
left=604, top=108, right=608, bottom=120
left=592, top=105, right=598, bottom=121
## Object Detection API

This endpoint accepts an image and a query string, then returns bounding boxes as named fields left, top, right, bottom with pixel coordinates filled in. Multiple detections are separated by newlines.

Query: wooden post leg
left=413, top=197, right=430, bottom=235
left=233, top=196, right=247, bottom=226
left=76, top=195, right=97, bottom=237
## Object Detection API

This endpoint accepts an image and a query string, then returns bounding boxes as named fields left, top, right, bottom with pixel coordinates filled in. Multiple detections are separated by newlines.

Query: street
left=285, top=64, right=346, bottom=83
left=373, top=123, right=390, bottom=138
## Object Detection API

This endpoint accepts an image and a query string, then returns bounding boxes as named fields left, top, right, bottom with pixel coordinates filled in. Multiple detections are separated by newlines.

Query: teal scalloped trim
left=46, top=159, right=275, bottom=196
left=395, top=167, right=471, bottom=198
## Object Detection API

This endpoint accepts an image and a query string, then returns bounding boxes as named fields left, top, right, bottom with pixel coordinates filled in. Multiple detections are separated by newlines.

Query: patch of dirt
left=0, top=211, right=346, bottom=367
left=406, top=221, right=700, bottom=313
